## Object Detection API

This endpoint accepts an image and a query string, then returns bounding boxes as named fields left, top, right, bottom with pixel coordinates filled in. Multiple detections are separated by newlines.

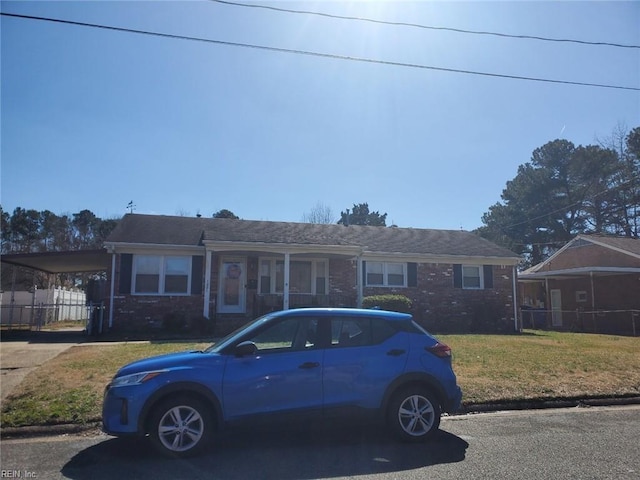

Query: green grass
left=1, top=331, right=639, bottom=428
left=441, top=330, right=640, bottom=403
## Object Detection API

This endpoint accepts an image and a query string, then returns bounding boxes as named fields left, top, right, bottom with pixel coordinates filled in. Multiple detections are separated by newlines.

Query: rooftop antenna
left=127, top=201, right=136, bottom=214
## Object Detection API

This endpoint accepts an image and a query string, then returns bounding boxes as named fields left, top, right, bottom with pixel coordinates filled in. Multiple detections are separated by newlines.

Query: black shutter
left=362, top=261, right=367, bottom=286
left=191, top=256, right=204, bottom=295
left=119, top=254, right=133, bottom=294
left=408, top=263, right=417, bottom=287
left=453, top=264, right=462, bottom=288
left=483, top=265, right=494, bottom=289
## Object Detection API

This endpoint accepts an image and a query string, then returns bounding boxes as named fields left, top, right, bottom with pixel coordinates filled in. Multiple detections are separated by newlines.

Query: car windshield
left=204, top=313, right=275, bottom=354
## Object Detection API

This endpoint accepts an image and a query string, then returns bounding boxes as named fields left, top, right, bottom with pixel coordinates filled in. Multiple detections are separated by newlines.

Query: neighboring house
left=519, top=234, right=640, bottom=335
left=103, top=214, right=521, bottom=335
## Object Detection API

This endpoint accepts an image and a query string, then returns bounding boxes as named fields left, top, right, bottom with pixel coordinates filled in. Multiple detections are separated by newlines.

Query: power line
left=210, top=0, right=640, bottom=50
left=501, top=173, right=640, bottom=230
left=2, top=12, right=639, bottom=92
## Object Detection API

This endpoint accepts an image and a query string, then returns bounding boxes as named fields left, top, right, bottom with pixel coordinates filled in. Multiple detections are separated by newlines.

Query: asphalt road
left=1, top=405, right=639, bottom=480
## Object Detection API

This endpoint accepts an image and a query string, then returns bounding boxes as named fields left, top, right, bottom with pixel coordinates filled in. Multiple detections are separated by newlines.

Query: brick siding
left=109, top=254, right=515, bottom=334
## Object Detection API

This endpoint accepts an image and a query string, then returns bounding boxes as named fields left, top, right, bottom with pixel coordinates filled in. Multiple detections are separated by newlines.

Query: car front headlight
left=110, top=370, right=167, bottom=387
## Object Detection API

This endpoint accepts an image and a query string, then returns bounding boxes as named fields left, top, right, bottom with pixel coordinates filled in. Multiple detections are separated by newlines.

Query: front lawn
left=1, top=331, right=639, bottom=428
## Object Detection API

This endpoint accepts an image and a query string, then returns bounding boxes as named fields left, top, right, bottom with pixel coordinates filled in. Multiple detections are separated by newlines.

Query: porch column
left=357, top=255, right=364, bottom=308
left=512, top=266, right=519, bottom=332
left=203, top=250, right=213, bottom=319
left=590, top=271, right=596, bottom=311
left=544, top=277, right=550, bottom=327
left=283, top=252, right=290, bottom=310
left=108, top=251, right=116, bottom=329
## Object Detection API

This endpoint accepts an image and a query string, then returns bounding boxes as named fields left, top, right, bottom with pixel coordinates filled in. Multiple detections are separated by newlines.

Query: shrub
left=362, top=294, right=412, bottom=313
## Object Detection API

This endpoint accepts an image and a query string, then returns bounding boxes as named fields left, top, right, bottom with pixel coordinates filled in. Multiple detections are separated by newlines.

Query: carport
left=1, top=250, right=112, bottom=332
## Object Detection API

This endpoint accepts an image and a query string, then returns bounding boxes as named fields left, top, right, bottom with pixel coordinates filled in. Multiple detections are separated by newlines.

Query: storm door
left=218, top=258, right=246, bottom=313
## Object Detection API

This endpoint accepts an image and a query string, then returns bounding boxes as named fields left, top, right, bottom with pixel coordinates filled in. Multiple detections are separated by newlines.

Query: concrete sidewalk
left=0, top=330, right=85, bottom=401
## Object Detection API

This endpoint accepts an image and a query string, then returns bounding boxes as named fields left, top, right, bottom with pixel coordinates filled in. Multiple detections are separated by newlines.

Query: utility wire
left=210, top=0, right=640, bottom=50
left=2, top=12, right=639, bottom=92
left=500, top=173, right=640, bottom=230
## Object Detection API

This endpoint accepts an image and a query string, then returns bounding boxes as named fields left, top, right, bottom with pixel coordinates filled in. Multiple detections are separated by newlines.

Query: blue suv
left=103, top=308, right=462, bottom=457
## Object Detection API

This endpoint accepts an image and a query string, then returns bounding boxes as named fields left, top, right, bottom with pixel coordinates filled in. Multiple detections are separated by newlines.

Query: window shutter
left=362, top=261, right=367, bottom=286
left=483, top=265, right=494, bottom=289
left=119, top=254, right=132, bottom=294
left=191, top=256, right=204, bottom=295
left=453, top=264, right=462, bottom=288
left=408, top=263, right=417, bottom=287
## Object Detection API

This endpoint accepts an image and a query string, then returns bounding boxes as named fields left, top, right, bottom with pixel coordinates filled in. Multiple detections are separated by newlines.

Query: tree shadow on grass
left=62, top=424, right=468, bottom=480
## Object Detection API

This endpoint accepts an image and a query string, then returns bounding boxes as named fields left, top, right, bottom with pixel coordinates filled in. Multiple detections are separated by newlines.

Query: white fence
left=0, top=287, right=89, bottom=329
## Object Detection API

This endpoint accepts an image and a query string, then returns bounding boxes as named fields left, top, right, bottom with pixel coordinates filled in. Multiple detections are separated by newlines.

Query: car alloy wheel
left=389, top=388, right=440, bottom=442
left=149, top=396, right=212, bottom=457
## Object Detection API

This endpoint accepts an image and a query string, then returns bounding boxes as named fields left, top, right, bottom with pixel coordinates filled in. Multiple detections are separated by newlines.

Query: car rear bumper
left=443, top=386, right=463, bottom=413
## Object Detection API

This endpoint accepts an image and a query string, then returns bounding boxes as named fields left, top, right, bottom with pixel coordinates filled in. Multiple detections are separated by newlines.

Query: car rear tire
left=387, top=387, right=441, bottom=442
left=148, top=395, right=213, bottom=457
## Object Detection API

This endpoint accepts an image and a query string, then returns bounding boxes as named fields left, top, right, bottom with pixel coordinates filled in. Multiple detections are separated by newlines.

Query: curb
left=458, top=395, right=640, bottom=414
left=3, top=396, right=640, bottom=440
left=1, top=422, right=102, bottom=440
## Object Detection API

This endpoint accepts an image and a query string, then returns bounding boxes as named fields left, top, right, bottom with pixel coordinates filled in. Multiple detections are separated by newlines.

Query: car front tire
left=148, top=395, right=213, bottom=457
left=388, top=387, right=441, bottom=442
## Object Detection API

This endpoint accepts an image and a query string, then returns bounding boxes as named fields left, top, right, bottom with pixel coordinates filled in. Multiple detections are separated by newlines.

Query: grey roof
left=584, top=234, right=640, bottom=257
left=106, top=214, right=519, bottom=259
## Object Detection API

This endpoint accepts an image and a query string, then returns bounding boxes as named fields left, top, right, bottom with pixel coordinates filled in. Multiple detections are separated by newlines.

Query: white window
left=133, top=255, right=191, bottom=295
left=462, top=265, right=483, bottom=289
left=366, top=262, right=407, bottom=287
left=259, top=258, right=328, bottom=295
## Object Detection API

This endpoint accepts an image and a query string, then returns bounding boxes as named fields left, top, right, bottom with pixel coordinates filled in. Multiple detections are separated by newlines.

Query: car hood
left=115, top=351, right=218, bottom=378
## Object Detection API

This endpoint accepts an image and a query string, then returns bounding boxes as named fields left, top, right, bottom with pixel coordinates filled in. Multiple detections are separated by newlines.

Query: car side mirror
left=235, top=341, right=258, bottom=357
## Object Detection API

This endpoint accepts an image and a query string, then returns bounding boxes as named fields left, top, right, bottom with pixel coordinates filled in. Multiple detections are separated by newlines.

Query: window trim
left=131, top=254, right=192, bottom=296
left=461, top=265, right=483, bottom=290
left=365, top=261, right=407, bottom=288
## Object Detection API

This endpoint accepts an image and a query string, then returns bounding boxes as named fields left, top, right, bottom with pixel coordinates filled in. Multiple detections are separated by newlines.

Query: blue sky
left=2, top=1, right=639, bottom=230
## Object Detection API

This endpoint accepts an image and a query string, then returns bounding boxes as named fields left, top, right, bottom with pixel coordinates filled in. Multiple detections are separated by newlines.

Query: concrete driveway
left=0, top=330, right=85, bottom=401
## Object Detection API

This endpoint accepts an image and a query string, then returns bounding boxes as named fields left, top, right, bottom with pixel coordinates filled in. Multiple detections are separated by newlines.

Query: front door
left=551, top=289, right=563, bottom=326
left=219, top=258, right=246, bottom=314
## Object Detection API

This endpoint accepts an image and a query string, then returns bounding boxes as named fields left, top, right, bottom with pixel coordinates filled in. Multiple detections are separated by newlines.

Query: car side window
left=371, top=318, right=397, bottom=343
left=331, top=317, right=397, bottom=347
left=248, top=317, right=318, bottom=352
left=331, top=318, right=371, bottom=347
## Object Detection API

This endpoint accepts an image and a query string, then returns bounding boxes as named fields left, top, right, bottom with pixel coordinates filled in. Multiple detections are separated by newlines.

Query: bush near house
left=362, top=294, right=412, bottom=313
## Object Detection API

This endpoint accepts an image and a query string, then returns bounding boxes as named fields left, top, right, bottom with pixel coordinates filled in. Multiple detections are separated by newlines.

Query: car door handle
left=299, top=362, right=320, bottom=369
left=387, top=349, right=406, bottom=357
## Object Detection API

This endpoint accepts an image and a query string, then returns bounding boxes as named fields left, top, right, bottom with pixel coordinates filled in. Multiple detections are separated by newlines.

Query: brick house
left=519, top=234, right=640, bottom=335
left=103, top=214, right=521, bottom=335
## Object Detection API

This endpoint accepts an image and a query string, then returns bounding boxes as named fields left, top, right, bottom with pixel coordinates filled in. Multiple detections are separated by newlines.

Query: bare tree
left=301, top=202, right=336, bottom=224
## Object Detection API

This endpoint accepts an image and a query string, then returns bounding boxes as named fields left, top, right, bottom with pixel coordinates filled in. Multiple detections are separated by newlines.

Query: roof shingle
left=106, top=214, right=519, bottom=259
